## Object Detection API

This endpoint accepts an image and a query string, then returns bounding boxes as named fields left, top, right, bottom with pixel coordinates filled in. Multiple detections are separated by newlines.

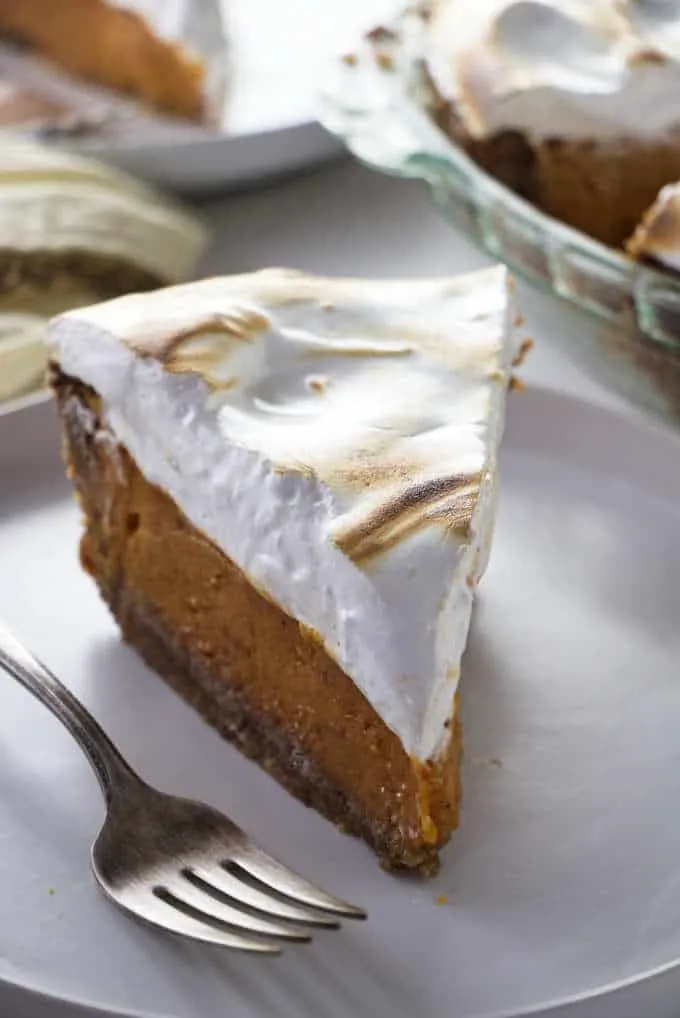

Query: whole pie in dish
left=424, top=0, right=680, bottom=249
left=48, top=267, right=519, bottom=873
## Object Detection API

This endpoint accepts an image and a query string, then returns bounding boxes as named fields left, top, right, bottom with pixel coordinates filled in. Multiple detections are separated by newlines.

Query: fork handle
left=0, top=620, right=137, bottom=801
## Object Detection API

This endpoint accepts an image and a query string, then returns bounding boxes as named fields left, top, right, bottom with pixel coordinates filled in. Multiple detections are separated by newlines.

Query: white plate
left=4, top=388, right=680, bottom=1018
left=2, top=0, right=398, bottom=192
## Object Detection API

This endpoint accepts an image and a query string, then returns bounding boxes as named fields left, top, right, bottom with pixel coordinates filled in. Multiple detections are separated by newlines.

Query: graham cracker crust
left=52, top=369, right=462, bottom=874
left=432, top=95, right=680, bottom=249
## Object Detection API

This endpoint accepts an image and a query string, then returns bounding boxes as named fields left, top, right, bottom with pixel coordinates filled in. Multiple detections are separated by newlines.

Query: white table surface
left=6, top=154, right=630, bottom=1018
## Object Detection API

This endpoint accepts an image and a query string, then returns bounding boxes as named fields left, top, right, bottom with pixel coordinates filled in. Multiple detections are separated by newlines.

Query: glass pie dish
left=319, top=4, right=680, bottom=428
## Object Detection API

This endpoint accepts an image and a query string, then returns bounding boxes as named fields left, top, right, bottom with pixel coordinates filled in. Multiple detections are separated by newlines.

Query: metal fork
left=0, top=622, right=365, bottom=954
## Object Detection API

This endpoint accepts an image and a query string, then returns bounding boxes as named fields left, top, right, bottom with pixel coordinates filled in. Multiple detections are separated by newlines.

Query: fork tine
left=108, top=887, right=280, bottom=954
left=187, top=865, right=340, bottom=928
left=228, top=847, right=367, bottom=919
left=157, top=877, right=311, bottom=942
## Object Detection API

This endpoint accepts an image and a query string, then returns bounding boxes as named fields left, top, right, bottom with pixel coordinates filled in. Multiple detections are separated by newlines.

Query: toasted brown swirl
left=129, top=308, right=271, bottom=364
left=332, top=474, right=480, bottom=564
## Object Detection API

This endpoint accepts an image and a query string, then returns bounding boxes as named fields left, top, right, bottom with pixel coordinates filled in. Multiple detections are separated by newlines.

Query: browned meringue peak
left=627, top=182, right=680, bottom=272
left=332, top=473, right=482, bottom=565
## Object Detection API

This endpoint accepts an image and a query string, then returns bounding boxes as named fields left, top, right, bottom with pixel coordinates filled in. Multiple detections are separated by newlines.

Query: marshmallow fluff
left=49, top=268, right=518, bottom=763
left=425, top=0, right=680, bottom=141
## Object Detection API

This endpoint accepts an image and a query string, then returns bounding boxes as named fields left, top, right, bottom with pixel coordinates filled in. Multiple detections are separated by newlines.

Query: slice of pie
left=0, top=137, right=205, bottom=403
left=0, top=0, right=228, bottom=121
left=48, top=267, right=518, bottom=873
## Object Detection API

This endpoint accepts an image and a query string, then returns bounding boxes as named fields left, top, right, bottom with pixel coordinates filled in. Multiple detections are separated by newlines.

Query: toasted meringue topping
left=49, top=267, right=518, bottom=761
left=426, top=0, right=680, bottom=140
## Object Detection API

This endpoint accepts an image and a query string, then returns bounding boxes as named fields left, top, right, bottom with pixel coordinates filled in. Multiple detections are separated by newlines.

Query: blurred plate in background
left=33, top=0, right=400, bottom=192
